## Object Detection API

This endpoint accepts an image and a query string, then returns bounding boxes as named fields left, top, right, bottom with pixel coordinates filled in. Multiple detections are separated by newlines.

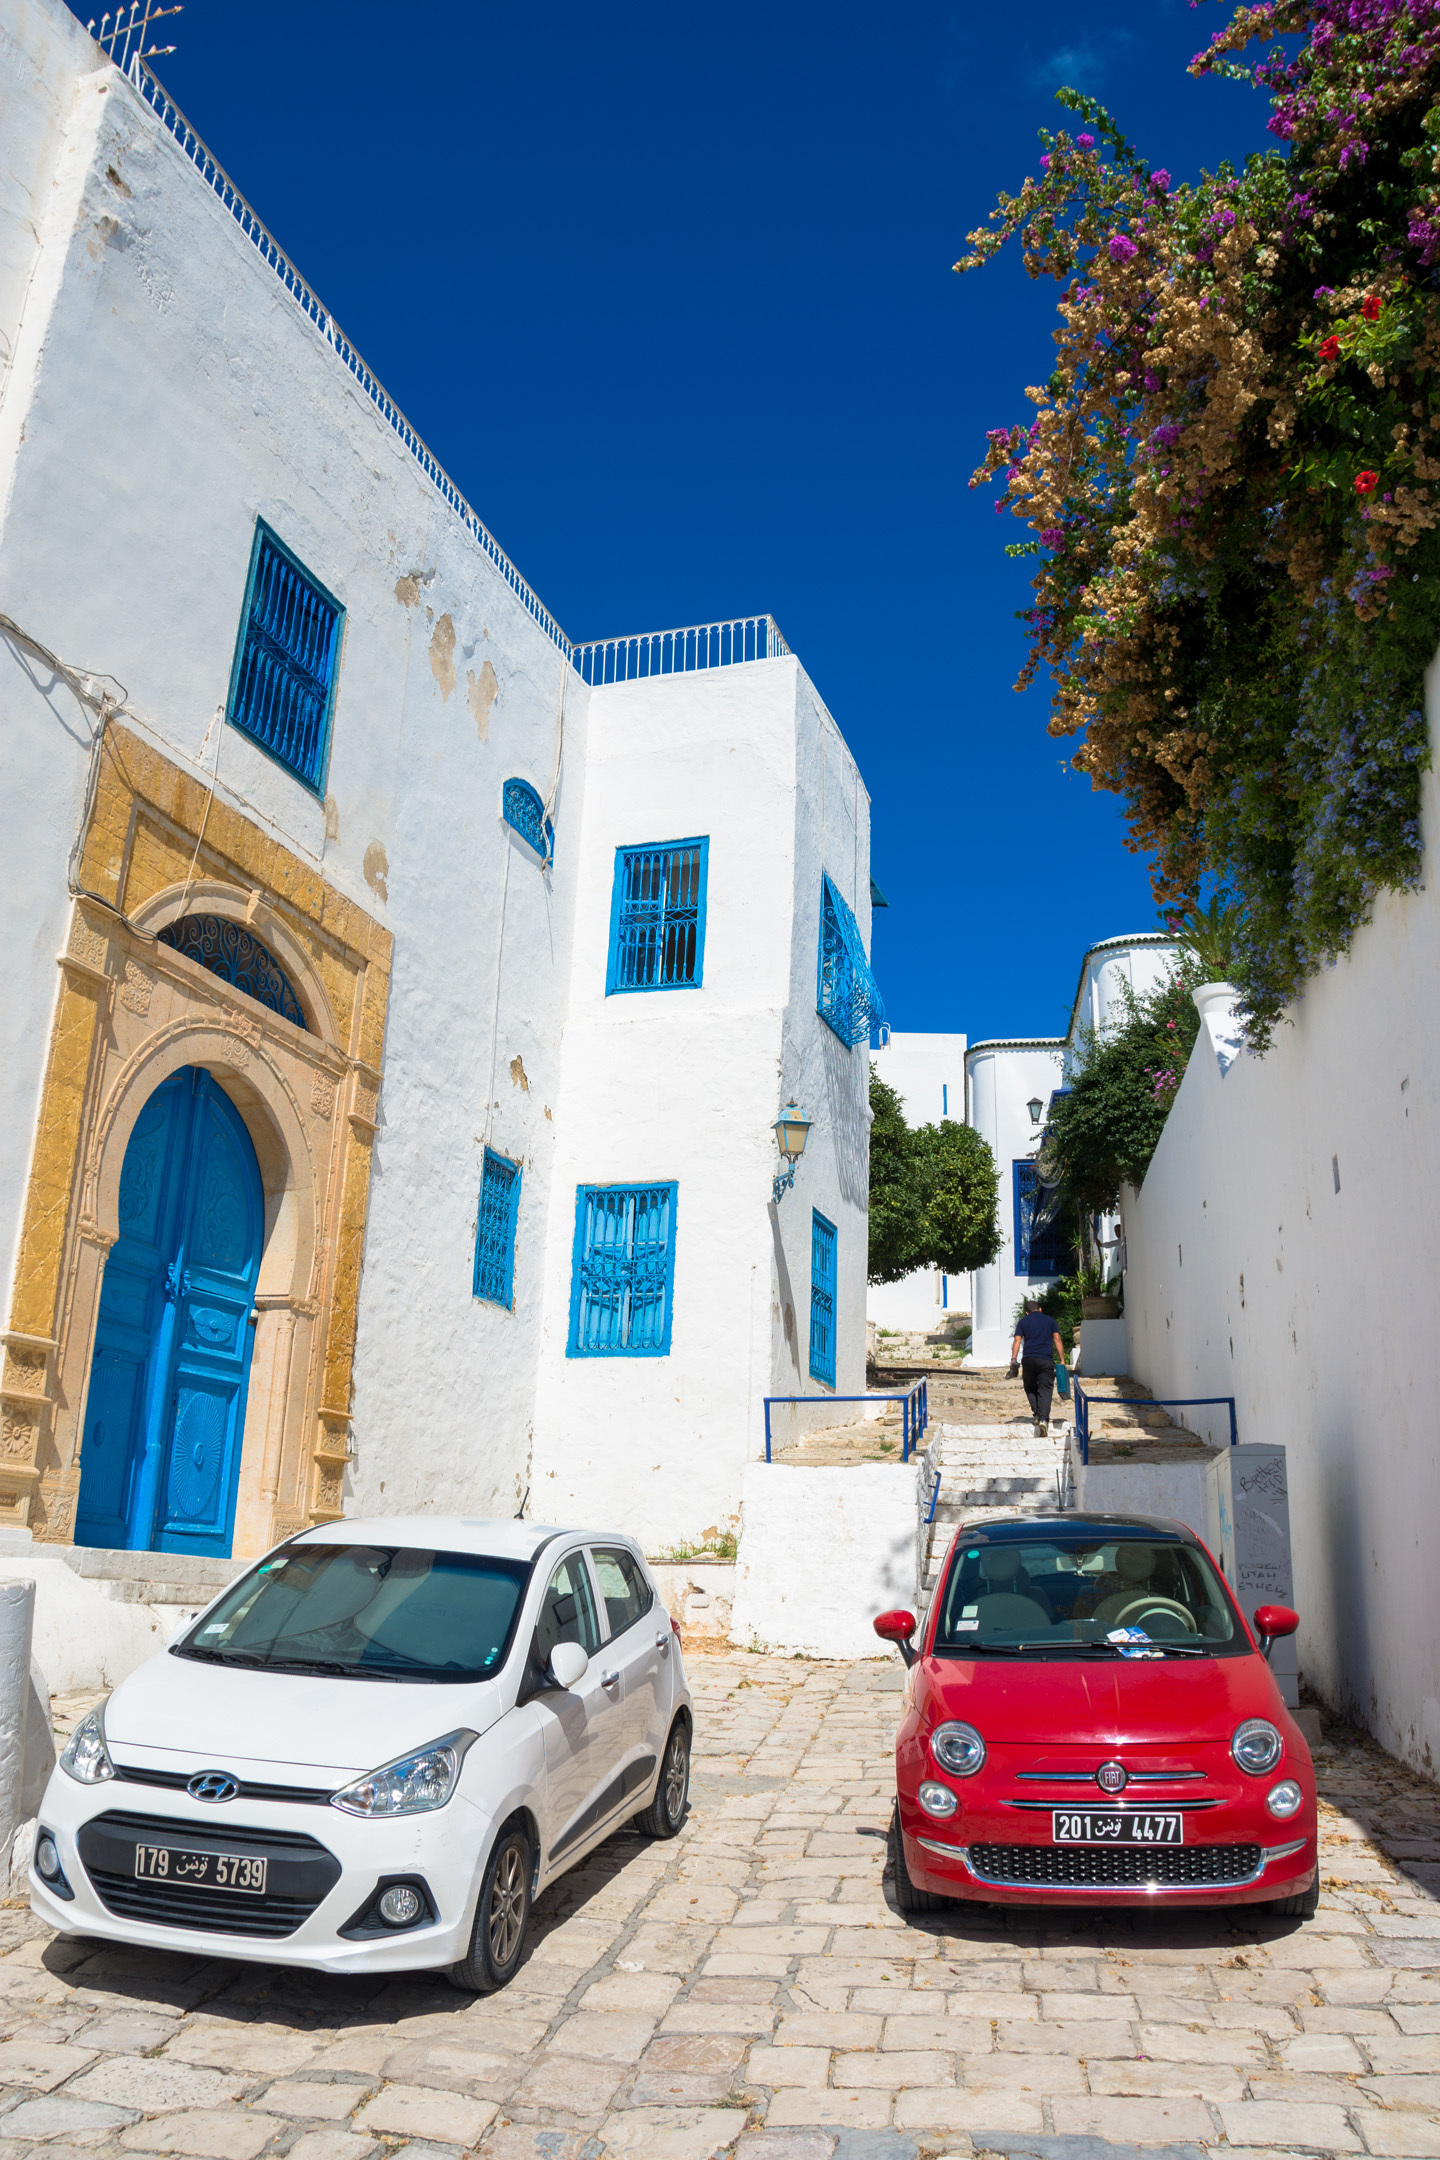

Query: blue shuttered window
left=568, top=1183, right=677, bottom=1356
left=1013, top=1159, right=1068, bottom=1279
left=503, top=777, right=553, bottom=861
left=817, top=874, right=886, bottom=1046
left=607, top=840, right=708, bottom=993
left=226, top=523, right=342, bottom=793
left=809, top=1209, right=837, bottom=1386
left=473, top=1149, right=522, bottom=1307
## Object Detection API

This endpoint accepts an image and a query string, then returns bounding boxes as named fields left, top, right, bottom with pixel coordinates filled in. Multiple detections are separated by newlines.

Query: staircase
left=917, top=1366, right=1071, bottom=1597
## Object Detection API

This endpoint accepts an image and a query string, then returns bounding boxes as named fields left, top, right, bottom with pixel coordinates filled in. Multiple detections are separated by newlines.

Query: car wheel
left=890, top=1803, right=953, bottom=1914
left=635, top=1717, right=690, bottom=1838
left=448, top=1822, right=533, bottom=1993
left=1269, top=1873, right=1320, bottom=1920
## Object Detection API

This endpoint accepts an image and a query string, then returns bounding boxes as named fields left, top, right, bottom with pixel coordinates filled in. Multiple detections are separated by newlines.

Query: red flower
left=1318, top=334, right=1341, bottom=361
left=1354, top=470, right=1380, bottom=493
left=1362, top=293, right=1382, bottom=321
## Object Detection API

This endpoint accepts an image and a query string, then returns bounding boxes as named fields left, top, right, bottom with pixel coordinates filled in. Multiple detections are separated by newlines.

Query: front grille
left=969, top=1841, right=1261, bottom=1887
left=114, top=1765, right=333, bottom=1805
left=77, top=1811, right=341, bottom=1940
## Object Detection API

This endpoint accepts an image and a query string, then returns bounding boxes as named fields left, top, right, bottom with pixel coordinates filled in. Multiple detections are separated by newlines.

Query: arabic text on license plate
left=1052, top=1811, right=1183, bottom=1844
left=133, top=1845, right=268, bottom=1893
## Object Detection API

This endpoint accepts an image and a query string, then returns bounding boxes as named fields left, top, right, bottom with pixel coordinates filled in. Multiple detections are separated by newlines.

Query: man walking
left=1009, top=1298, right=1065, bottom=1436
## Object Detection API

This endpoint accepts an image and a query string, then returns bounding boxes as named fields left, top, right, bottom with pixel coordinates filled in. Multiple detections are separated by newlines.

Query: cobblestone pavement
left=0, top=1653, right=1436, bottom=2160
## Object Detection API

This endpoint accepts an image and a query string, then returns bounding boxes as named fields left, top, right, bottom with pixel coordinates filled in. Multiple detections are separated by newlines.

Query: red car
left=874, top=1511, right=1318, bottom=1916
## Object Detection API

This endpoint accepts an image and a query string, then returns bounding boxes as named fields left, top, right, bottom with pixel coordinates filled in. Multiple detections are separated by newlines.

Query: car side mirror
left=1253, top=1604, right=1299, bottom=1659
left=549, top=1640, right=589, bottom=1689
left=873, top=1609, right=917, bottom=1668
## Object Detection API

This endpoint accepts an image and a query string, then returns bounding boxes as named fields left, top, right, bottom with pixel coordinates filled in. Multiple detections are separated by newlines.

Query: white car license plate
left=1052, top=1811, right=1183, bottom=1844
left=134, top=1844, right=268, bottom=1894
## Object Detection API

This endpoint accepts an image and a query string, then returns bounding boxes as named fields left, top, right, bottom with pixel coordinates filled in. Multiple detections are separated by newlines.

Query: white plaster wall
left=868, top=1032, right=968, bottom=1332
left=1120, top=743, right=1440, bottom=1775
left=730, top=1461, right=918, bottom=1657
left=965, top=1040, right=1065, bottom=1362
left=0, top=4, right=583, bottom=1522
left=1065, top=936, right=1178, bottom=1057
left=530, top=658, right=873, bottom=1551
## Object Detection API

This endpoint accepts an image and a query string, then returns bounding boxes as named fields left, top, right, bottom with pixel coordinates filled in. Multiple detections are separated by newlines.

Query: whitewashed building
left=0, top=0, right=877, bottom=1562
left=867, top=1032, right=968, bottom=1333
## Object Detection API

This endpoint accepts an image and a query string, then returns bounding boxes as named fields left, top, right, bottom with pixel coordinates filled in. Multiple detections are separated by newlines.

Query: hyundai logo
left=1096, top=1759, right=1128, bottom=1794
left=187, top=1771, right=239, bottom=1804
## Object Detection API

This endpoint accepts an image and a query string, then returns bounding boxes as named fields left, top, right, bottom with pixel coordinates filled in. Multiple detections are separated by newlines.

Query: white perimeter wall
left=868, top=1032, right=968, bottom=1332
left=965, top=1041, right=1065, bottom=1362
left=730, top=1461, right=918, bottom=1658
left=0, top=0, right=583, bottom=1519
left=531, top=659, right=872, bottom=1550
left=1121, top=739, right=1440, bottom=1776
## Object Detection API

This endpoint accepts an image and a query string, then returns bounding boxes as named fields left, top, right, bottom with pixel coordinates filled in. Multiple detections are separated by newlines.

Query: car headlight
left=1232, top=1718, right=1284, bottom=1775
left=917, top=1781, right=958, bottom=1818
left=59, top=1704, right=114, bottom=1786
left=330, top=1729, right=478, bottom=1817
left=1266, top=1778, right=1304, bottom=1819
left=930, top=1721, right=986, bottom=1777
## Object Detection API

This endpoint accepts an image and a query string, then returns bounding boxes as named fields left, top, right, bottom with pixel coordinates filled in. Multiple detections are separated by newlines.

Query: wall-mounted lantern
left=772, top=1100, right=812, bottom=1204
left=1027, top=1096, right=1045, bottom=1125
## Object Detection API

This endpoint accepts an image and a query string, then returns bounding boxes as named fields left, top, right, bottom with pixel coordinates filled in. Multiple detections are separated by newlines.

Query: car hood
left=922, top=1650, right=1276, bottom=1746
left=102, top=1649, right=509, bottom=1781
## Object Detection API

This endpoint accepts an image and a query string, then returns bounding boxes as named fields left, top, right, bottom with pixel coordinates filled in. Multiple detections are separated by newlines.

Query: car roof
left=288, top=1518, right=635, bottom=1563
left=958, top=1513, right=1196, bottom=1544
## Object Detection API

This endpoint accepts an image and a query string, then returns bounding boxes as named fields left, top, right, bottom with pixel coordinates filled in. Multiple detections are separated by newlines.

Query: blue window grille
left=157, top=914, right=308, bottom=1030
left=568, top=1183, right=677, bottom=1356
left=606, top=840, right=708, bottom=993
left=817, top=874, right=886, bottom=1046
left=503, top=777, right=553, bottom=861
left=1013, top=1159, right=1069, bottom=1279
left=809, top=1210, right=838, bottom=1386
left=226, top=522, right=343, bottom=794
left=473, top=1149, right=522, bottom=1307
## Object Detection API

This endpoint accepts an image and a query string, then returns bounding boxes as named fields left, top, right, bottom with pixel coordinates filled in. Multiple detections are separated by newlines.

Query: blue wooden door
left=77, top=1069, right=263, bottom=1557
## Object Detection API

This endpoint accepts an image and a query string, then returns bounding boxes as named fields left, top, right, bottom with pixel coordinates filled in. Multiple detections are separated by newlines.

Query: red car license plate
left=134, top=1844, right=267, bottom=1894
left=1052, top=1811, right=1183, bottom=1844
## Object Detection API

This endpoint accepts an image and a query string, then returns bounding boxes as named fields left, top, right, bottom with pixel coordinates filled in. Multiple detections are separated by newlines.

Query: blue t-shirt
left=1015, top=1311, right=1058, bottom=1361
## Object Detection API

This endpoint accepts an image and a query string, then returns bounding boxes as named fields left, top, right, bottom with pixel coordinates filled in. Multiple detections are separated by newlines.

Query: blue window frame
left=809, top=1209, right=837, bottom=1387
left=1013, top=1159, right=1068, bottom=1279
left=606, top=840, right=708, bottom=993
left=473, top=1149, right=522, bottom=1307
left=817, top=874, right=886, bottom=1046
left=568, top=1183, right=677, bottom=1356
left=503, top=777, right=553, bottom=861
left=226, top=521, right=342, bottom=795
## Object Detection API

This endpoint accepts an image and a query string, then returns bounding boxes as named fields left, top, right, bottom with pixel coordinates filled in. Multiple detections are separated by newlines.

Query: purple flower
left=1144, top=370, right=1161, bottom=392
left=1077, top=133, right=1095, bottom=148
left=1150, top=169, right=1171, bottom=194
left=1109, top=232, right=1139, bottom=264
left=1152, top=423, right=1183, bottom=448
left=1040, top=527, right=1065, bottom=549
left=1039, top=154, right=1051, bottom=171
left=1313, top=284, right=1335, bottom=299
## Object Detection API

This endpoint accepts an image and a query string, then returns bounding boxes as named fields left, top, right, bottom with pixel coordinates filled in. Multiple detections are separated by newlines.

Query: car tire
left=635, top=1717, right=690, bottom=1838
left=448, top=1821, right=533, bottom=1993
left=1269, top=1873, right=1320, bottom=1920
left=890, top=1803, right=953, bottom=1914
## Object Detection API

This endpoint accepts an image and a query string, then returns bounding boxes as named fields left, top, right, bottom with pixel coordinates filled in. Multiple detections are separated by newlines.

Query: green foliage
left=868, top=1070, right=1002, bottom=1283
left=1042, top=961, right=1204, bottom=1215
left=958, top=3, right=1440, bottom=1044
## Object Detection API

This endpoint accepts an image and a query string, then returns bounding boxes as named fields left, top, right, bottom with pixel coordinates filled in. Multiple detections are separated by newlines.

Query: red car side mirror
left=874, top=1609, right=917, bottom=1668
left=1253, top=1604, right=1299, bottom=1658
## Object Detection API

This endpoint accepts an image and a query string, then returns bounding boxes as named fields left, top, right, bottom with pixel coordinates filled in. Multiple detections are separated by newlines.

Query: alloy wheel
left=664, top=1728, right=689, bottom=1824
left=487, top=1839, right=527, bottom=1966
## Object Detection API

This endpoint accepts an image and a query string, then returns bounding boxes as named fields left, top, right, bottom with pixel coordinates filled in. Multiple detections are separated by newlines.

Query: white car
left=30, top=1519, right=692, bottom=1991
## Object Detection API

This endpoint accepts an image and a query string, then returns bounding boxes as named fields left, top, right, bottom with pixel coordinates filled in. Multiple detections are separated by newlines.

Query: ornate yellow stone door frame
left=0, top=724, right=392, bottom=1552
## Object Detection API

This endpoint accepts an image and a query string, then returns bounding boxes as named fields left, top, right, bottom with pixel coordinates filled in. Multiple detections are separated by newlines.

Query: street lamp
left=1027, top=1096, right=1045, bottom=1125
left=772, top=1100, right=812, bottom=1204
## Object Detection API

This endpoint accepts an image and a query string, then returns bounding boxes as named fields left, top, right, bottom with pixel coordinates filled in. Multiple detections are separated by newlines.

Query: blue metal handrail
left=925, top=1468, right=942, bottom=1524
left=1073, top=1383, right=1237, bottom=1466
left=762, top=1380, right=928, bottom=1463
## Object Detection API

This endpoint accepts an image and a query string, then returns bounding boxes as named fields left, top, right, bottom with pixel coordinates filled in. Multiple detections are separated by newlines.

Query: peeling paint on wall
left=394, top=573, right=420, bottom=608
left=324, top=794, right=340, bottom=843
left=362, top=840, right=389, bottom=904
left=429, top=612, right=457, bottom=700
left=468, top=660, right=498, bottom=741
left=509, top=1054, right=529, bottom=1092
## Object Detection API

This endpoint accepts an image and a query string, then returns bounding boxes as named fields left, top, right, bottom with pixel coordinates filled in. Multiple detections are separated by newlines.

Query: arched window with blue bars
left=503, top=778, right=553, bottom=862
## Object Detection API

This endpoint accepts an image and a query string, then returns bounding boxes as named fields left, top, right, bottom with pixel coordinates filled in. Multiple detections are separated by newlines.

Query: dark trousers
left=1021, top=1358, right=1054, bottom=1425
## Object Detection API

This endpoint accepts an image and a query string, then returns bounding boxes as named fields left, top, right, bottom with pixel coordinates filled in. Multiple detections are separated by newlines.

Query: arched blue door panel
left=77, top=1069, right=263, bottom=1558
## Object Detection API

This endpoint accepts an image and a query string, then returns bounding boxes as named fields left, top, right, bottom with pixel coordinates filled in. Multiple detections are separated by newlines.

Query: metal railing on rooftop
left=575, top=615, right=789, bottom=686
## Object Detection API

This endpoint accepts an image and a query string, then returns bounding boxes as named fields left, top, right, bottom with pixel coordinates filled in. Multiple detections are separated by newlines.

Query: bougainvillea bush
left=962, top=2, right=1440, bottom=1043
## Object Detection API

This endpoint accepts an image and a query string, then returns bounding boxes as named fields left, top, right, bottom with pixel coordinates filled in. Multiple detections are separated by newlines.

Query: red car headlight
left=930, top=1721, right=986, bottom=1777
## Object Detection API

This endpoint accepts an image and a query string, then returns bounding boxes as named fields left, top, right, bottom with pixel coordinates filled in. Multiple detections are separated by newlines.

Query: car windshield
left=173, top=1544, right=532, bottom=1682
left=933, top=1533, right=1243, bottom=1659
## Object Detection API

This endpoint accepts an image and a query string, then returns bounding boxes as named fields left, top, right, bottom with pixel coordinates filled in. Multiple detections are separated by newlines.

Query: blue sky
left=145, top=0, right=1275, bottom=1046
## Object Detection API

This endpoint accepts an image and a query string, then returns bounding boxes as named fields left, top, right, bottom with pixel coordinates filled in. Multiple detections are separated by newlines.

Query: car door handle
left=600, top=1670, right=620, bottom=1688
left=655, top=1631, right=670, bottom=1653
